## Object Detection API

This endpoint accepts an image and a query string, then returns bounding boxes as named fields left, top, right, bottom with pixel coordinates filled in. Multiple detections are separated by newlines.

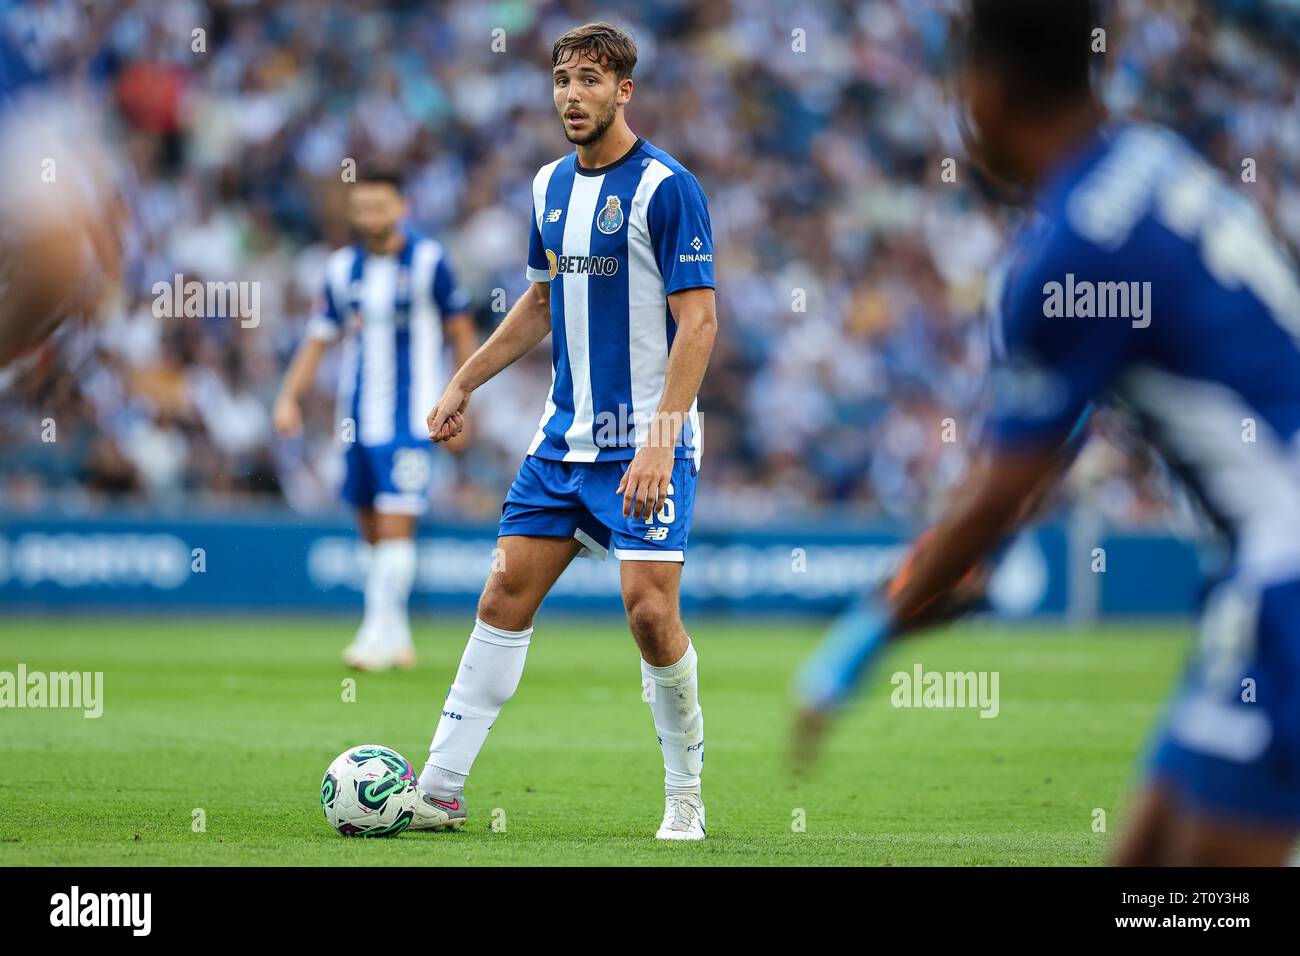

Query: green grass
left=0, top=614, right=1189, bottom=865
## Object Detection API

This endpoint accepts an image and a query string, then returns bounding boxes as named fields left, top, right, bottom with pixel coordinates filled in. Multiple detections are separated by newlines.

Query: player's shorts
left=341, top=441, right=433, bottom=515
left=1146, top=574, right=1300, bottom=826
left=498, top=455, right=697, bottom=562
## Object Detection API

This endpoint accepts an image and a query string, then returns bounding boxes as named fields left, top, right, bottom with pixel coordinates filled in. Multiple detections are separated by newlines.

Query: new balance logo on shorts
left=644, top=527, right=669, bottom=541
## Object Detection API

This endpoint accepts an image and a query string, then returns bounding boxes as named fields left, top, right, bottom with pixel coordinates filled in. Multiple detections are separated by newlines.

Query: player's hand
left=617, top=445, right=673, bottom=520
left=442, top=421, right=471, bottom=455
left=427, top=381, right=470, bottom=443
left=273, top=395, right=303, bottom=438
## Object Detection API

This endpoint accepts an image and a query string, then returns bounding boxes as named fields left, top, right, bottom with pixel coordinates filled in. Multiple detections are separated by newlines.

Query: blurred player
left=414, top=23, right=718, bottom=839
left=794, top=0, right=1300, bottom=866
left=274, top=166, right=476, bottom=671
left=0, top=30, right=121, bottom=367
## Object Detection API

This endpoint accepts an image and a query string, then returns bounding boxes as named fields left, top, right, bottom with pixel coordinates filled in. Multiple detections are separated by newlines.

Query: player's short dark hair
left=961, top=0, right=1100, bottom=109
left=552, top=22, right=637, bottom=81
left=356, top=162, right=404, bottom=193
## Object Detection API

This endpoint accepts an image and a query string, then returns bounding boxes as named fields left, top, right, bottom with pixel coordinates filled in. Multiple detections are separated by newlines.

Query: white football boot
left=342, top=637, right=395, bottom=671
left=655, top=792, right=706, bottom=840
left=343, top=612, right=411, bottom=671
left=410, top=791, right=468, bottom=831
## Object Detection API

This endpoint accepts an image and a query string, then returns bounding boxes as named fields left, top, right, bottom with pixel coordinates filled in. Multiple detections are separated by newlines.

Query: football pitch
left=0, top=615, right=1188, bottom=866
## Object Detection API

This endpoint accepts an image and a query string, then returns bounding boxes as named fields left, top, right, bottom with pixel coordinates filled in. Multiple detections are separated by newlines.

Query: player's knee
left=624, top=589, right=676, bottom=641
left=477, top=569, right=536, bottom=632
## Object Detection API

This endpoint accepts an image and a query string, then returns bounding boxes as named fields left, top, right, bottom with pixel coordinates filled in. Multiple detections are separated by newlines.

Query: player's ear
left=618, top=76, right=633, bottom=107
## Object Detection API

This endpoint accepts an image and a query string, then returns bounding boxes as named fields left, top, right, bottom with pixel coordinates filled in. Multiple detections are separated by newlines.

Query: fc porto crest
left=596, top=195, right=624, bottom=234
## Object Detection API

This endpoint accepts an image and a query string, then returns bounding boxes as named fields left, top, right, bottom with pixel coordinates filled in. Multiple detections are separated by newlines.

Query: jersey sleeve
left=647, top=171, right=715, bottom=294
left=983, top=233, right=1134, bottom=449
left=432, top=253, right=471, bottom=317
left=304, top=278, right=342, bottom=342
left=526, top=206, right=550, bottom=283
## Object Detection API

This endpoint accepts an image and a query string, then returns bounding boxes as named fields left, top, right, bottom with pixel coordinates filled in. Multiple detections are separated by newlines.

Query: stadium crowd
left=2, top=0, right=1298, bottom=527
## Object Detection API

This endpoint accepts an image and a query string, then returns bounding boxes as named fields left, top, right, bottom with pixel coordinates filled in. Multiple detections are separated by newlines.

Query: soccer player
left=274, top=166, right=476, bottom=671
left=794, top=0, right=1300, bottom=866
left=412, top=22, right=717, bottom=840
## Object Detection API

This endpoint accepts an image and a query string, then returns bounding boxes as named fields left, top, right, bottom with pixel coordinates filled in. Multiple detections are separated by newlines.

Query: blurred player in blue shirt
left=795, top=0, right=1300, bottom=865
left=274, top=165, right=476, bottom=671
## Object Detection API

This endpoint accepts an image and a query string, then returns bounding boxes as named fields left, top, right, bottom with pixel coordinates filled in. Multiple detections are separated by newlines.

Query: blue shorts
left=1146, top=575, right=1300, bottom=826
left=341, top=441, right=433, bottom=515
left=499, top=456, right=697, bottom=562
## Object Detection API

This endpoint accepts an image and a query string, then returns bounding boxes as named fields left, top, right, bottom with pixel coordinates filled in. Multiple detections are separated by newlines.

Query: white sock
left=420, top=618, right=533, bottom=798
left=642, top=641, right=704, bottom=794
left=370, top=538, right=416, bottom=652
left=354, top=541, right=378, bottom=647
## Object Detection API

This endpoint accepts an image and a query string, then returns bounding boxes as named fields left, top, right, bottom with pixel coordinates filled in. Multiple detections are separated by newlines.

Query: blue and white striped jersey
left=307, top=225, right=469, bottom=448
left=524, top=138, right=715, bottom=466
left=985, top=123, right=1300, bottom=585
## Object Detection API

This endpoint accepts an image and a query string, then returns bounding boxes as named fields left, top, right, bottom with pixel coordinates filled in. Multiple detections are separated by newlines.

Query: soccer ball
left=321, top=744, right=418, bottom=837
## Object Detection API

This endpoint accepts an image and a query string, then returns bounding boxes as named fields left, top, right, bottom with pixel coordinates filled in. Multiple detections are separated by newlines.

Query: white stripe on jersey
left=408, top=241, right=445, bottom=442
left=559, top=173, right=605, bottom=462
left=627, top=160, right=675, bottom=451
left=358, top=256, right=398, bottom=446
left=687, top=400, right=702, bottom=471
left=1119, top=364, right=1300, bottom=584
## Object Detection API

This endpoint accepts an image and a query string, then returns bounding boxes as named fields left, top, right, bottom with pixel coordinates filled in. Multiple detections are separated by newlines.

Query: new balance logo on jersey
left=644, top=527, right=670, bottom=541
left=546, top=249, right=619, bottom=279
left=545, top=208, right=562, bottom=223
left=679, top=236, right=712, bottom=263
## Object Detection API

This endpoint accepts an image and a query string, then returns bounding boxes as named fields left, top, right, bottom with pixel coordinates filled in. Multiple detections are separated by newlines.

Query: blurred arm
left=886, top=445, right=1062, bottom=632
left=273, top=336, right=331, bottom=437
left=444, top=311, right=478, bottom=372
left=438, top=311, right=478, bottom=452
